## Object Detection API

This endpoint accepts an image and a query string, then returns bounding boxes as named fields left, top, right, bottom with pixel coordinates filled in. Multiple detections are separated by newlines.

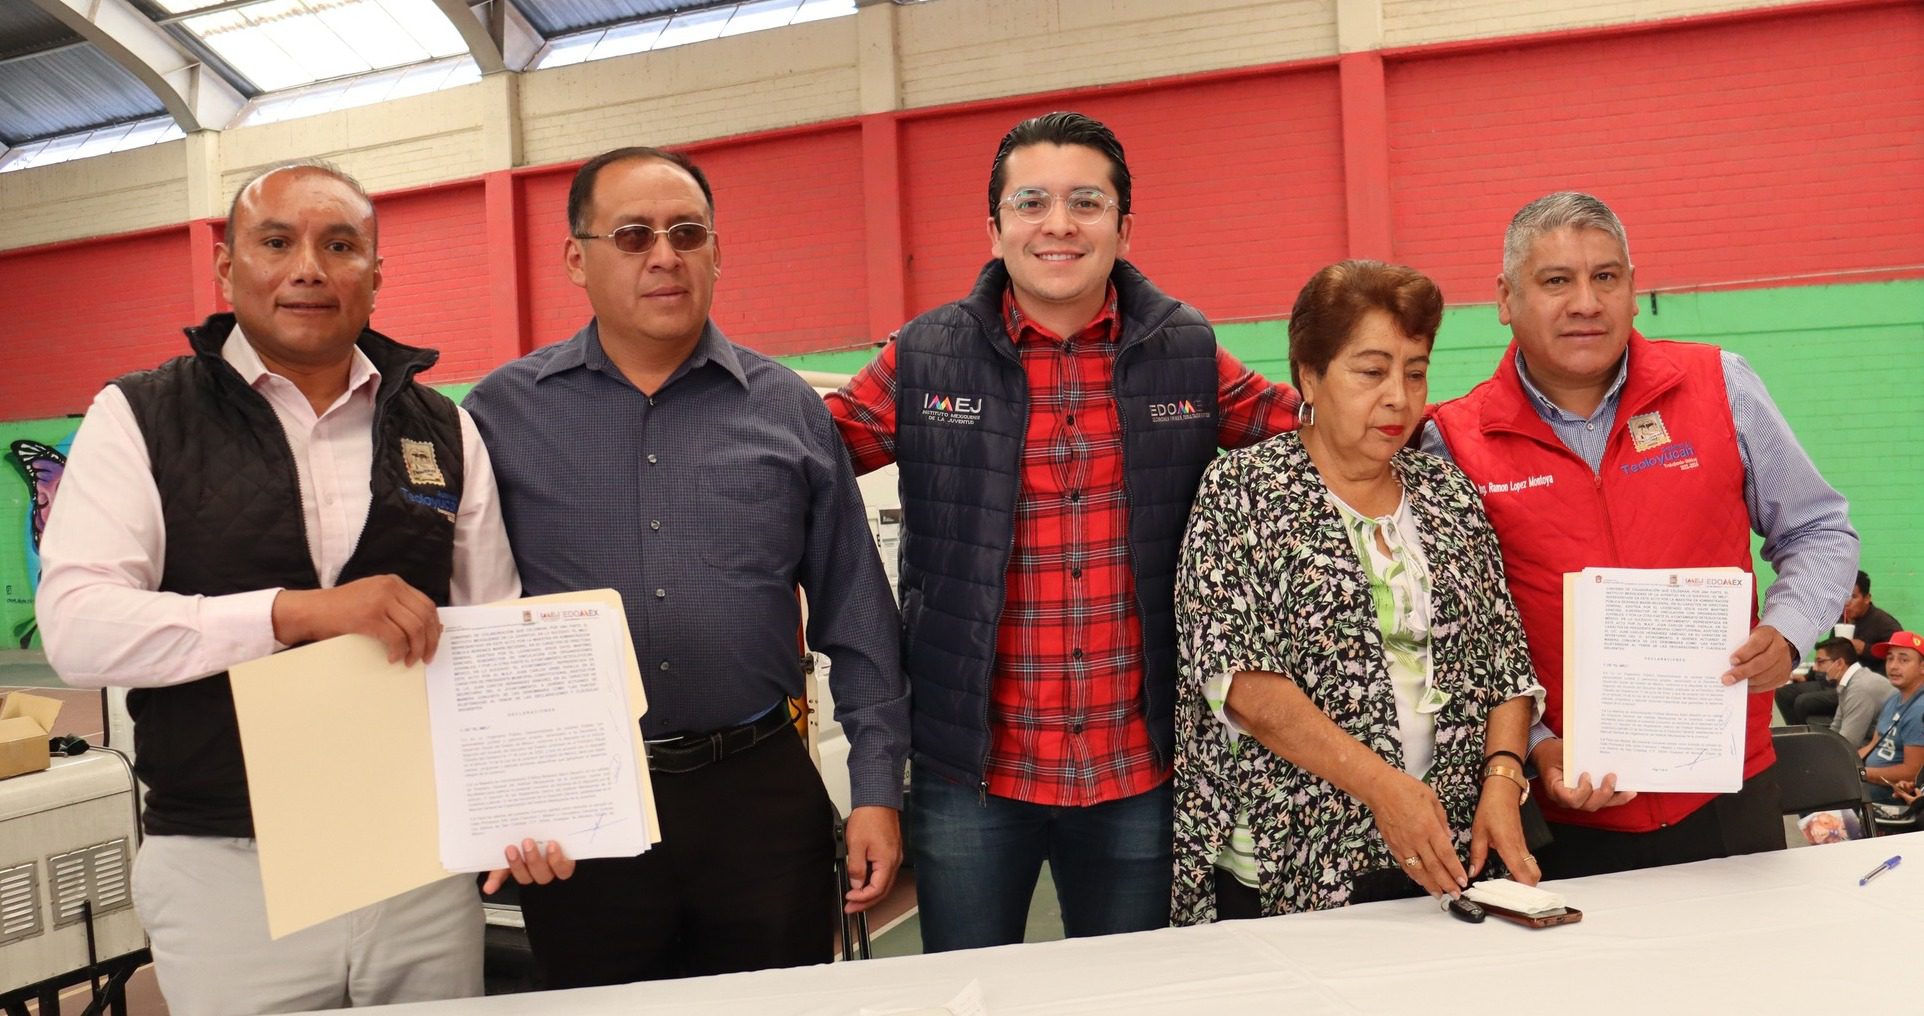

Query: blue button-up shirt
left=466, top=320, right=908, bottom=808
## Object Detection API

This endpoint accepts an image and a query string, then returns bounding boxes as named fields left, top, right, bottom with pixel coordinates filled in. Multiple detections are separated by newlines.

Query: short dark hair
left=987, top=111, right=1131, bottom=223
left=1816, top=637, right=1859, bottom=665
left=223, top=159, right=376, bottom=248
left=1287, top=260, right=1444, bottom=386
left=568, top=147, right=714, bottom=235
left=1856, top=570, right=1871, bottom=597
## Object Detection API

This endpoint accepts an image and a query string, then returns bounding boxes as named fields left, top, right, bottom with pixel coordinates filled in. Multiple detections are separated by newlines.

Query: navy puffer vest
left=894, top=260, right=1220, bottom=787
left=113, top=313, right=463, bottom=837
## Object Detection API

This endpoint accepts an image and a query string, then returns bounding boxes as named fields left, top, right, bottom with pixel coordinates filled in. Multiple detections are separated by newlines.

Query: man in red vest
left=1423, top=191, right=1858, bottom=878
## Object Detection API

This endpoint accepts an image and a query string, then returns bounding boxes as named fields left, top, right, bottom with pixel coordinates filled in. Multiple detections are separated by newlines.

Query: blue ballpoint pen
left=1859, top=854, right=1901, bottom=886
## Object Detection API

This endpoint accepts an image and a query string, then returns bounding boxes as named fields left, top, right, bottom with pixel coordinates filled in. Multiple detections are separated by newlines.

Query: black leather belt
left=644, top=703, right=793, bottom=775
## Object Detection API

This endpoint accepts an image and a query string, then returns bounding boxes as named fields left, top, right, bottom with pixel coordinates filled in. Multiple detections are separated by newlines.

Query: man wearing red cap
left=1861, top=631, right=1924, bottom=802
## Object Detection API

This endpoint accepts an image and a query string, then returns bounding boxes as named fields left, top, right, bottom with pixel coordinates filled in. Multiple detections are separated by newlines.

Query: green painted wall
left=4, top=280, right=1918, bottom=651
left=1208, top=278, right=1924, bottom=637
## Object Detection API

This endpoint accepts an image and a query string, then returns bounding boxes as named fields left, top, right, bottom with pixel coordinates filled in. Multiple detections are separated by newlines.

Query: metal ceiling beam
left=27, top=0, right=244, bottom=132
left=433, top=0, right=543, bottom=75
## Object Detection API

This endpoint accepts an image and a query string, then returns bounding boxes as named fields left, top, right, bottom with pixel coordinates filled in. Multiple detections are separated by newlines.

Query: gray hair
left=223, top=158, right=377, bottom=247
left=1501, top=191, right=1630, bottom=284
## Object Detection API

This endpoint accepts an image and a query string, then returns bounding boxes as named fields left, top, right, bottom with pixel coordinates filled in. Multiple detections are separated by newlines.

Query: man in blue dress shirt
left=464, top=147, right=908, bottom=986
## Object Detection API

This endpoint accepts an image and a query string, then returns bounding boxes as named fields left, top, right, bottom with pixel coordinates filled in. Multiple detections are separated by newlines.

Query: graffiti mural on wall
left=4, top=433, right=70, bottom=649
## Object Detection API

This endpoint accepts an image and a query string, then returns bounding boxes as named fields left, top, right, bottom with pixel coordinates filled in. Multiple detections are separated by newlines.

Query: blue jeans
left=906, top=773, right=1173, bottom=952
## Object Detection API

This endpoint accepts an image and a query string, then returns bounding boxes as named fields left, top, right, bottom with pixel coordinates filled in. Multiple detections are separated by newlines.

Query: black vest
left=113, top=314, right=463, bottom=837
left=893, top=260, right=1221, bottom=786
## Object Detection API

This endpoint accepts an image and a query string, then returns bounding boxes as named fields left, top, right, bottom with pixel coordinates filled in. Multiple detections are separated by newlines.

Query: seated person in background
left=1775, top=639, right=1836, bottom=725
left=1841, top=570, right=1904, bottom=675
left=1782, top=638, right=1894, bottom=744
left=1171, top=260, right=1544, bottom=924
left=1860, top=632, right=1924, bottom=802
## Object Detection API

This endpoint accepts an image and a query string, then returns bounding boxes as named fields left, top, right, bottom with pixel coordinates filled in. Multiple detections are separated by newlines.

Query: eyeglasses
left=999, top=187, right=1119, bottom=225
left=572, top=222, right=716, bottom=254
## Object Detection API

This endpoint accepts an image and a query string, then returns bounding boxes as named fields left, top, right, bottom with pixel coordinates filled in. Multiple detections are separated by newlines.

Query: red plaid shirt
left=826, top=285, right=1299, bottom=806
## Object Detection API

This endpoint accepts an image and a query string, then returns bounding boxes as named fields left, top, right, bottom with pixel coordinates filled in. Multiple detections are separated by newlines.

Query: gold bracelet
left=1483, top=762, right=1529, bottom=804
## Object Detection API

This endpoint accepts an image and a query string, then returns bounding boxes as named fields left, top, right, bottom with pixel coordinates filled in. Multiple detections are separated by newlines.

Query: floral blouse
left=1204, top=492, right=1445, bottom=887
left=1170, top=432, right=1543, bottom=922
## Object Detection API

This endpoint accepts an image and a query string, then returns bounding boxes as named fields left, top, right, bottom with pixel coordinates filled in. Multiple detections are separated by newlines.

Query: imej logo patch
left=919, top=392, right=985, bottom=426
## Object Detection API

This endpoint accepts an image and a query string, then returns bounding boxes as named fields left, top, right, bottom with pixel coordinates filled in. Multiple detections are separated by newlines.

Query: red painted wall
left=697, top=127, right=869, bottom=355
left=0, top=229, right=196, bottom=419
left=516, top=128, right=870, bottom=358
left=1386, top=3, right=1924, bottom=301
left=368, top=183, right=493, bottom=382
left=517, top=167, right=584, bottom=351
left=2, top=1, right=1919, bottom=419
left=900, top=68, right=1349, bottom=325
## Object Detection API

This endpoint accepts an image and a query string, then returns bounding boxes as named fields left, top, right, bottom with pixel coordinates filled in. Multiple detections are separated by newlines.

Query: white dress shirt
left=38, top=327, right=519, bottom=688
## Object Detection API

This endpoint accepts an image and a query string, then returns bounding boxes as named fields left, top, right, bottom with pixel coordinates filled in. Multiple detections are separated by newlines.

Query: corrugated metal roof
left=0, top=45, right=168, bottom=146
left=512, top=0, right=730, bottom=37
left=0, top=3, right=82, bottom=62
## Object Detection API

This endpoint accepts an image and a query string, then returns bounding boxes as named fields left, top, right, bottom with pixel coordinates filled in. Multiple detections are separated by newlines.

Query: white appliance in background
left=0, top=751, right=145, bottom=995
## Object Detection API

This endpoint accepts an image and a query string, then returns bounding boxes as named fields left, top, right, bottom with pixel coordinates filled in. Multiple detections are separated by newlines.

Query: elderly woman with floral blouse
left=1170, top=260, right=1546, bottom=922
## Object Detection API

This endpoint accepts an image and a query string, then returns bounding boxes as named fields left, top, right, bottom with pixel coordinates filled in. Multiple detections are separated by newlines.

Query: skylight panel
left=0, top=115, right=183, bottom=175
left=386, top=60, right=456, bottom=100
left=71, top=123, right=136, bottom=160
left=793, top=0, right=856, bottom=25
left=536, top=30, right=603, bottom=69
left=176, top=0, right=468, bottom=94
left=533, top=0, right=862, bottom=70
left=721, top=0, right=803, bottom=37
left=311, top=4, right=417, bottom=70
left=381, top=0, right=468, bottom=55
left=653, top=7, right=734, bottom=50
left=111, top=118, right=173, bottom=151
left=227, top=56, right=479, bottom=128
left=264, top=15, right=371, bottom=82
left=590, top=19, right=669, bottom=61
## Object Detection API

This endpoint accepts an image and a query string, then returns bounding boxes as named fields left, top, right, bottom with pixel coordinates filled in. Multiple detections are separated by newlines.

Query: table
left=339, top=831, right=1924, bottom=1014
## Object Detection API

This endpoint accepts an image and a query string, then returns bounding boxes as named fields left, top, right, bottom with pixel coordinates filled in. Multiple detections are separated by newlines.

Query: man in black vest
left=38, top=162, right=520, bottom=1015
left=827, top=112, right=1301, bottom=951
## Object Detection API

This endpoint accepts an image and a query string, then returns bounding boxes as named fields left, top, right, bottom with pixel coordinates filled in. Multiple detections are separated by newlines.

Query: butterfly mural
left=7, top=438, right=67, bottom=649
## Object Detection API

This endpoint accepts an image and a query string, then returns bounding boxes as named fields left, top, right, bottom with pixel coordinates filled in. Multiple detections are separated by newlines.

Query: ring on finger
left=1403, top=855, right=1421, bottom=868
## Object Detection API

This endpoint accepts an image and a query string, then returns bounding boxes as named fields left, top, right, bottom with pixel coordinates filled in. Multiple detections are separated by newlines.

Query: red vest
left=1433, top=333, right=1769, bottom=833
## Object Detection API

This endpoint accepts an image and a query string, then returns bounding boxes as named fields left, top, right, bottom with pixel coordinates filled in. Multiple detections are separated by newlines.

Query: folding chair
left=1771, top=724, right=1876, bottom=836
left=803, top=650, right=872, bottom=961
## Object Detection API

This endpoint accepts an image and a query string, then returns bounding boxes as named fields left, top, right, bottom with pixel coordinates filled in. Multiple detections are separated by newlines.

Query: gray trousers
left=133, top=835, right=482, bottom=1015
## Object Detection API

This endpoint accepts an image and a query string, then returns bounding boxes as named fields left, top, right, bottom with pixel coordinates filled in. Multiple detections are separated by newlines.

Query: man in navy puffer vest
left=828, top=112, right=1301, bottom=950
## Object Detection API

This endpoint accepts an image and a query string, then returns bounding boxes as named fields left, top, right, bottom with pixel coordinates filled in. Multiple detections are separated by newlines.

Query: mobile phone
left=1476, top=902, right=1583, bottom=928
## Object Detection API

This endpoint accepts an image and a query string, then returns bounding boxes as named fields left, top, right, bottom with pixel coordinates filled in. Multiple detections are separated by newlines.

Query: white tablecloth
left=348, top=832, right=1924, bottom=1014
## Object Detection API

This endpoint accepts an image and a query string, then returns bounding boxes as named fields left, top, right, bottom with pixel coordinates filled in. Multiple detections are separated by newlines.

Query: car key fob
left=1446, top=896, right=1485, bottom=923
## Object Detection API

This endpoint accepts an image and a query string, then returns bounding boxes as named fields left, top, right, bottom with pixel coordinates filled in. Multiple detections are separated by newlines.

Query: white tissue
left=1463, top=878, right=1567, bottom=915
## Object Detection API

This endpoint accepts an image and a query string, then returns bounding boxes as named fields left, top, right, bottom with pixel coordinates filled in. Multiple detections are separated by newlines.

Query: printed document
left=230, top=589, right=656, bottom=939
left=426, top=601, right=651, bottom=871
left=1562, top=567, right=1752, bottom=793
